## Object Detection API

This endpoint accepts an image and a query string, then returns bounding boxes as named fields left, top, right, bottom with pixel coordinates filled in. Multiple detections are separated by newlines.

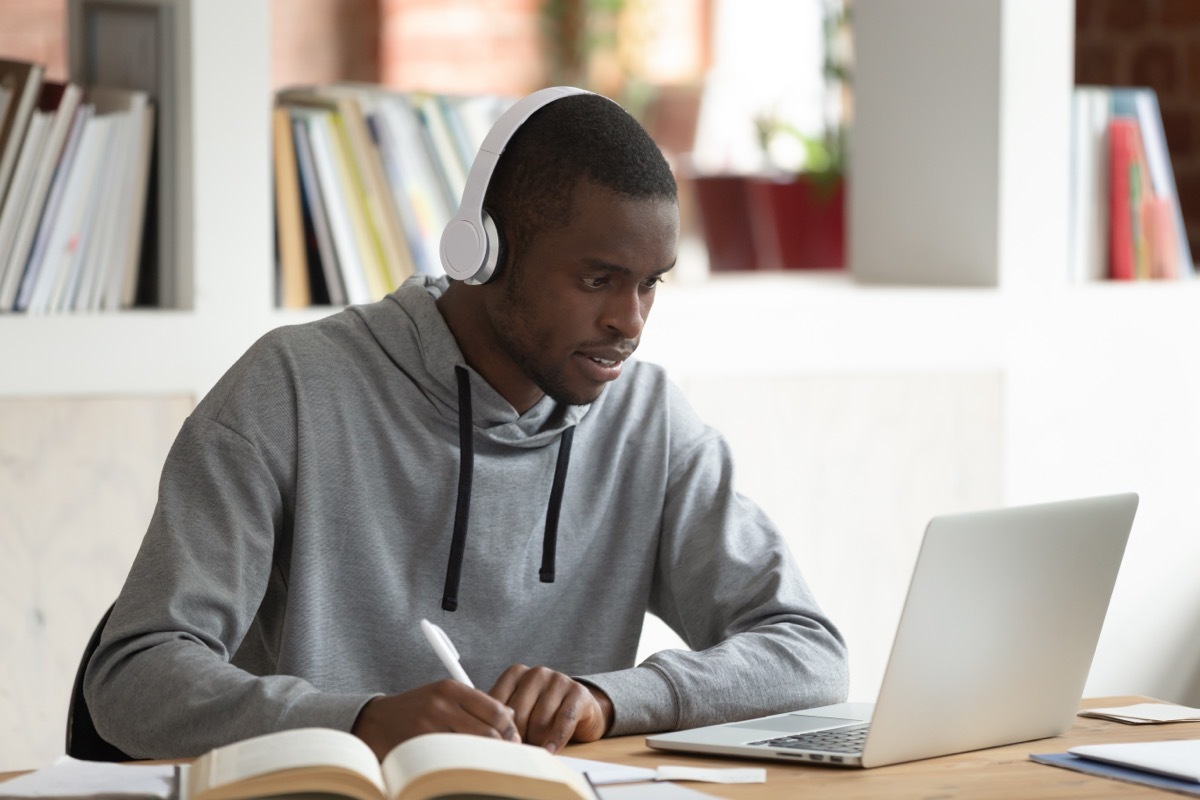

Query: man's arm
left=84, top=414, right=377, bottom=758
left=577, top=391, right=850, bottom=736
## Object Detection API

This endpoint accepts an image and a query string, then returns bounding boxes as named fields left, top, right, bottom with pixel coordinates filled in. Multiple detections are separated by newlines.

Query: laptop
left=646, top=493, right=1139, bottom=769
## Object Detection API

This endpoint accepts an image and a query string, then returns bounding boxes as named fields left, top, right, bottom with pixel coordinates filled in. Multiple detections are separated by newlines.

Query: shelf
left=4, top=268, right=1196, bottom=397
left=0, top=310, right=279, bottom=397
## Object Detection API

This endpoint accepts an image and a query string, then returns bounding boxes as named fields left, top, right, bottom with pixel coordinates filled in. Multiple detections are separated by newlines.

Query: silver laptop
left=646, top=493, right=1139, bottom=769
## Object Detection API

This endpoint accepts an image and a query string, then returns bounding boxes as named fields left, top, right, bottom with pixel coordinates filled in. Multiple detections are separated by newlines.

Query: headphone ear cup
left=483, top=212, right=504, bottom=282
left=469, top=211, right=503, bottom=285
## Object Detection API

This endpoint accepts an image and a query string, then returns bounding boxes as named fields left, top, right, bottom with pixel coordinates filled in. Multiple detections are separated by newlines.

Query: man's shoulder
left=597, top=358, right=703, bottom=431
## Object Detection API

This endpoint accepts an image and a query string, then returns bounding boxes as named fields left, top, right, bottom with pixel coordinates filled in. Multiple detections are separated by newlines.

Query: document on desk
left=1031, top=741, right=1200, bottom=797
left=597, top=783, right=726, bottom=800
left=558, top=757, right=764, bottom=786
left=1069, top=740, right=1200, bottom=782
left=1079, top=702, right=1200, bottom=724
left=0, top=757, right=178, bottom=799
left=558, top=757, right=656, bottom=785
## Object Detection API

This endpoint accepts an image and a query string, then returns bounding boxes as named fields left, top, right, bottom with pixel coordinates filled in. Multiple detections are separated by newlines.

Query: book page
left=382, top=734, right=592, bottom=800
left=190, top=727, right=385, bottom=800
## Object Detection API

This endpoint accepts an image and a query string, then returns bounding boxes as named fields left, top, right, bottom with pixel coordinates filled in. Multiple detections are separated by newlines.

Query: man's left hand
left=489, top=664, right=613, bottom=752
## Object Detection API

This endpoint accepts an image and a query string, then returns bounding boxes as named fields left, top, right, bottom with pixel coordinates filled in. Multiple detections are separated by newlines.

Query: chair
left=66, top=603, right=132, bottom=761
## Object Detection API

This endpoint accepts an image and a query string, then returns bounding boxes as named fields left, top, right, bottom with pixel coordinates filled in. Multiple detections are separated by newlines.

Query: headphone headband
left=440, top=86, right=592, bottom=284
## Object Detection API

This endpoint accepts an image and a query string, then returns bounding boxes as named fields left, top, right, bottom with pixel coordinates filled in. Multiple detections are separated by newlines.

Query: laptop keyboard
left=749, top=723, right=870, bottom=754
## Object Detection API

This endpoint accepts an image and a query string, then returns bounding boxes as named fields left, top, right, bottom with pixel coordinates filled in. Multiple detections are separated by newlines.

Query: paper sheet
left=1079, top=702, right=1200, bottom=724
left=558, top=756, right=656, bottom=785
left=0, top=757, right=177, bottom=799
left=598, top=783, right=722, bottom=800
left=654, top=766, right=765, bottom=784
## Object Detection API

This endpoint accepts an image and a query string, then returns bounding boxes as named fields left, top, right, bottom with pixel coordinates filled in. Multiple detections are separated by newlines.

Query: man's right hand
left=351, top=680, right=520, bottom=760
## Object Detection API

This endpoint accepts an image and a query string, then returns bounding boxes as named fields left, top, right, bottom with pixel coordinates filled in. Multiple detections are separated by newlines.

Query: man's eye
left=643, top=275, right=664, bottom=289
left=582, top=276, right=608, bottom=289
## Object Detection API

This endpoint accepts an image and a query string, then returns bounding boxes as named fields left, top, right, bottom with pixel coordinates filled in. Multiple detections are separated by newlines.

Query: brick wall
left=1076, top=0, right=1200, bottom=262
left=379, top=0, right=544, bottom=95
left=0, top=0, right=67, bottom=80
left=270, top=0, right=380, bottom=89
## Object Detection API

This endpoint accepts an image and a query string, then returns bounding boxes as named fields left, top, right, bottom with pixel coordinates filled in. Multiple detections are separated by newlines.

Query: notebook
left=646, top=493, right=1139, bottom=769
left=1069, top=740, right=1200, bottom=783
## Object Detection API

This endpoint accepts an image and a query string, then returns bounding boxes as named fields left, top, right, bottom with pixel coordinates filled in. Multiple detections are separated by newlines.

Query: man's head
left=437, top=90, right=680, bottom=413
left=482, top=92, right=678, bottom=277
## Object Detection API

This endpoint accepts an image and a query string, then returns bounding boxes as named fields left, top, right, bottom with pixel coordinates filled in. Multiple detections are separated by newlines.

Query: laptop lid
left=645, top=493, right=1138, bottom=769
left=859, top=492, right=1138, bottom=767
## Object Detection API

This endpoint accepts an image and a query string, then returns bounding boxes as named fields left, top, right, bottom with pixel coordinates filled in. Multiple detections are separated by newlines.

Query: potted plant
left=692, top=0, right=851, bottom=272
left=746, top=0, right=851, bottom=271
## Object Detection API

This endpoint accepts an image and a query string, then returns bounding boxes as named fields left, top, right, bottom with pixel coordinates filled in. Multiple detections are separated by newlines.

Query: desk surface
left=2, top=697, right=1196, bottom=799
left=561, top=696, right=1199, bottom=800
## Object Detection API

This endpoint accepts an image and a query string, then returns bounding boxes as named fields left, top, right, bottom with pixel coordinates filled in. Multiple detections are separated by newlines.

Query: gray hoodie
left=85, top=276, right=848, bottom=758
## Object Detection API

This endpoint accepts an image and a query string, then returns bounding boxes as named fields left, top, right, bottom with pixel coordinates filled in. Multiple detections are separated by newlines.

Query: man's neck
left=435, top=282, right=544, bottom=414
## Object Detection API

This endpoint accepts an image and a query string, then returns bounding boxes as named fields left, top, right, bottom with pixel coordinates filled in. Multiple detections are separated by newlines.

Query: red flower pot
left=747, top=174, right=846, bottom=270
left=691, top=175, right=758, bottom=271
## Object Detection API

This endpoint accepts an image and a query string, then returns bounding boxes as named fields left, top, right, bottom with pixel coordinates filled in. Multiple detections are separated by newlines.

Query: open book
left=187, top=728, right=598, bottom=800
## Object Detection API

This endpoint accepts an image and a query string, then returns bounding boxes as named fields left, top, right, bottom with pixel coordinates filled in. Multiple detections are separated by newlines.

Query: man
left=85, top=90, right=848, bottom=760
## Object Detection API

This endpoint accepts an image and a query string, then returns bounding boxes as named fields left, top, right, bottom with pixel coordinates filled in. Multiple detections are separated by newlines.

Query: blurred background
left=3, top=0, right=1200, bottom=775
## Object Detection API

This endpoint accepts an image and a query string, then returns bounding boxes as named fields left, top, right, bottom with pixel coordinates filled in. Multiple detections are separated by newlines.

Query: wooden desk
left=1, top=697, right=1195, bottom=798
left=562, top=696, right=1200, bottom=799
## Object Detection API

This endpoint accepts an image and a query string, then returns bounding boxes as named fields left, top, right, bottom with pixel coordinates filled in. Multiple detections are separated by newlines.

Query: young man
left=85, top=91, right=848, bottom=760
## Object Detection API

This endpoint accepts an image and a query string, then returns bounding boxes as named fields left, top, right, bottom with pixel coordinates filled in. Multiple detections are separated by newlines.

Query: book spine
left=273, top=104, right=312, bottom=308
left=1108, top=117, right=1137, bottom=281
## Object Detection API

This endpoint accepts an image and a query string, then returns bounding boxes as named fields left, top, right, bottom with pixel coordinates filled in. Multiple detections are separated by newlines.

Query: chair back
left=66, top=603, right=132, bottom=761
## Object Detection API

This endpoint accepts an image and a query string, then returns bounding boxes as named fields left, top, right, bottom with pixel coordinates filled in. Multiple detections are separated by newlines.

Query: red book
left=1108, top=117, right=1138, bottom=281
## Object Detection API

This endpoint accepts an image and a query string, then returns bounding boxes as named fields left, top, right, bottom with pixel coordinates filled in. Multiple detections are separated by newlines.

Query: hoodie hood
left=352, top=274, right=590, bottom=450
left=351, top=275, right=584, bottom=611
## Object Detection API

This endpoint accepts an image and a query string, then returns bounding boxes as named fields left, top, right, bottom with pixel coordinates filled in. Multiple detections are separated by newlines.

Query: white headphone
left=439, top=86, right=591, bottom=284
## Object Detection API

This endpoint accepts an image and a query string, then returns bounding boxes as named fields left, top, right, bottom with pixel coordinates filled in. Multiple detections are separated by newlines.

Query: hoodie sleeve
left=579, top=386, right=850, bottom=736
left=83, top=340, right=376, bottom=759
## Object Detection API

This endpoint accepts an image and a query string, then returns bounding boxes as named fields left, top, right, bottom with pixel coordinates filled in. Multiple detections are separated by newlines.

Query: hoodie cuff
left=576, top=665, right=679, bottom=736
left=275, top=690, right=381, bottom=733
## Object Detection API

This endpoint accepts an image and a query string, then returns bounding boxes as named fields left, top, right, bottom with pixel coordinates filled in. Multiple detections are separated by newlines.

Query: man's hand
left=489, top=665, right=613, bottom=753
left=352, top=680, right=520, bottom=760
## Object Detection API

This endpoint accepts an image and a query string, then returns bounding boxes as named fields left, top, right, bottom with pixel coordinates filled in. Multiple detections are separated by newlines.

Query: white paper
left=654, top=766, right=766, bottom=784
left=557, top=756, right=656, bottom=785
left=1070, top=740, right=1200, bottom=782
left=0, top=757, right=177, bottom=799
left=598, top=782, right=720, bottom=800
left=1080, top=703, right=1200, bottom=724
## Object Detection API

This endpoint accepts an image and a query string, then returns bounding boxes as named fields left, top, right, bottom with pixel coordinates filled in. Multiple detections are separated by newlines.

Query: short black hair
left=483, top=92, right=677, bottom=271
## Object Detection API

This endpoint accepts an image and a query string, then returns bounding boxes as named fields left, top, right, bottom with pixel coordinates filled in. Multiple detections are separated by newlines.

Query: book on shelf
left=278, top=86, right=413, bottom=303
left=291, top=105, right=374, bottom=305
left=12, top=99, right=91, bottom=312
left=0, top=80, right=82, bottom=311
left=272, top=84, right=513, bottom=307
left=291, top=110, right=347, bottom=305
left=2, top=83, right=154, bottom=314
left=273, top=104, right=312, bottom=309
left=0, top=58, right=46, bottom=210
left=1068, top=86, right=1110, bottom=283
left=1070, top=85, right=1193, bottom=283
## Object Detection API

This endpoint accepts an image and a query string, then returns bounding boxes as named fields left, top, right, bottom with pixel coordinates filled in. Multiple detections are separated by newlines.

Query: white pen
left=420, top=618, right=475, bottom=688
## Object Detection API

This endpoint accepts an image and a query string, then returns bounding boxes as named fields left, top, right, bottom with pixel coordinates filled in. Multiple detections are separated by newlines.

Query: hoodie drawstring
left=441, top=366, right=575, bottom=612
left=540, top=425, right=574, bottom=583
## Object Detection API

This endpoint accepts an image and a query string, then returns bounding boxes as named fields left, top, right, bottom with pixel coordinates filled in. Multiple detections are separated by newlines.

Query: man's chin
left=542, top=380, right=606, bottom=408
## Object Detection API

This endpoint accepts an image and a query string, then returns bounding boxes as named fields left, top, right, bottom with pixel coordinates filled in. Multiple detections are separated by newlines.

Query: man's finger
left=459, top=686, right=521, bottom=742
left=488, top=663, right=530, bottom=706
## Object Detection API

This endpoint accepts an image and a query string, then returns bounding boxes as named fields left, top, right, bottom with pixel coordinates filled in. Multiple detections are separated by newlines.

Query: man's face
left=483, top=181, right=680, bottom=408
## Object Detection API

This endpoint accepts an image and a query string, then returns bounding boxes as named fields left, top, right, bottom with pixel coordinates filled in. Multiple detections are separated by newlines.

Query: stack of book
left=0, top=58, right=155, bottom=314
left=273, top=83, right=513, bottom=308
left=1069, top=85, right=1193, bottom=282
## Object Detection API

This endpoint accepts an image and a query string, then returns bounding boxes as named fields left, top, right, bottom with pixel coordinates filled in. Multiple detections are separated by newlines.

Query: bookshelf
left=4, top=0, right=1200, bottom=774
